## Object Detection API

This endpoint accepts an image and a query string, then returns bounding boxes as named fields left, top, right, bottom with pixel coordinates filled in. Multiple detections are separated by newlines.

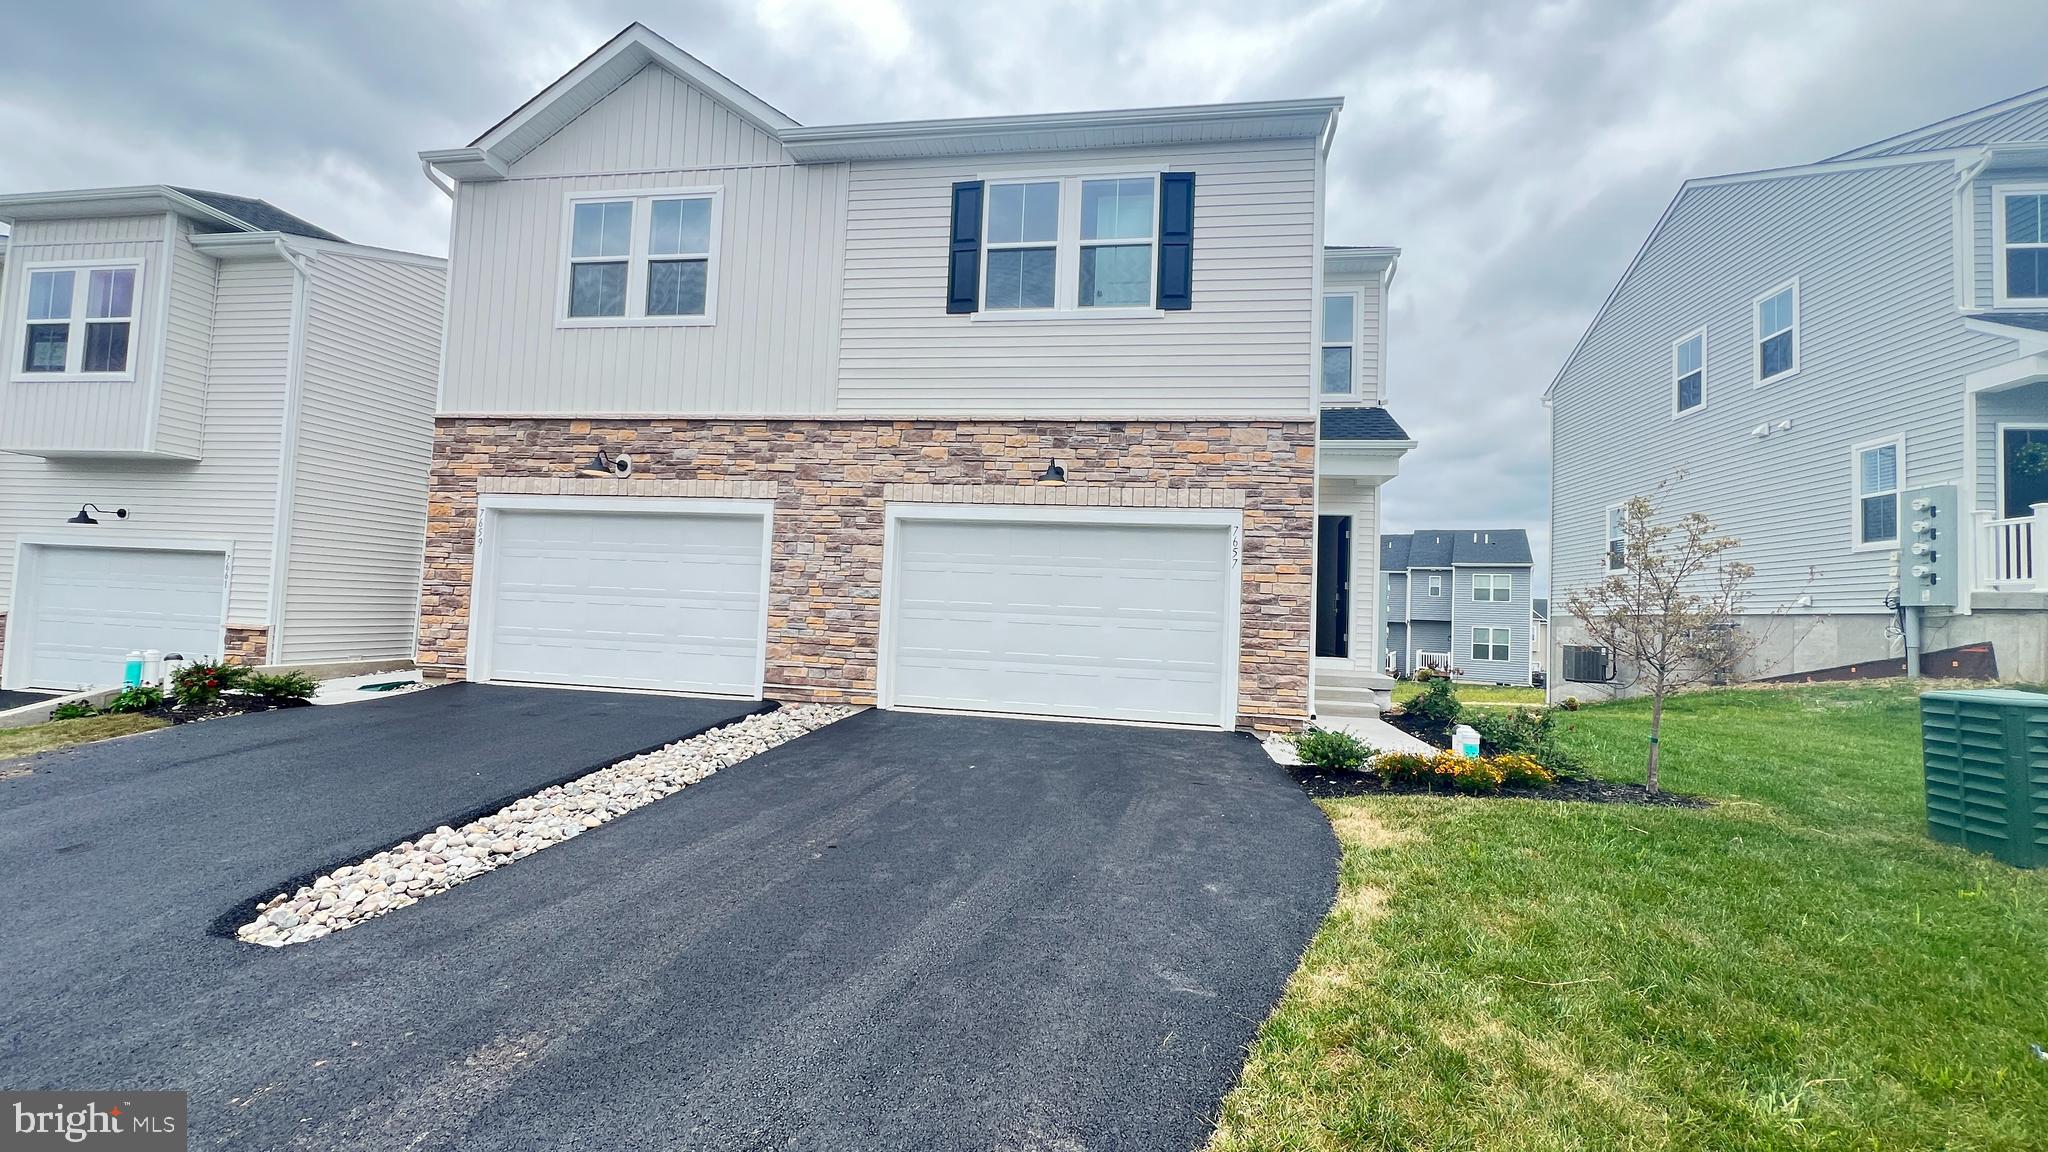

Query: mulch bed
left=1289, top=764, right=1708, bottom=808
left=142, top=696, right=312, bottom=724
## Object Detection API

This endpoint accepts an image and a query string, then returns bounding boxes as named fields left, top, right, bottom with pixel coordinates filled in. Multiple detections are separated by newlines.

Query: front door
left=1314, top=515, right=1350, bottom=659
left=2003, top=426, right=2048, bottom=517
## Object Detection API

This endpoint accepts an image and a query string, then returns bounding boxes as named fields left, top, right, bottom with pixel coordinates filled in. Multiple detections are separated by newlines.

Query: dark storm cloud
left=5, top=1, right=2047, bottom=591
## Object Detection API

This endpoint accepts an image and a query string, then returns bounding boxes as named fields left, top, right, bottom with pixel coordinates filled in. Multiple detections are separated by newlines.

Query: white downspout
left=265, top=238, right=312, bottom=664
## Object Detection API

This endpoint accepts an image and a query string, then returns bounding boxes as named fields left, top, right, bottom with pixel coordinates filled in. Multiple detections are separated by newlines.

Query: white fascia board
left=190, top=231, right=445, bottom=270
left=1323, top=246, right=1400, bottom=277
left=0, top=185, right=253, bottom=234
left=418, top=148, right=509, bottom=183
left=1319, top=440, right=1415, bottom=481
left=777, top=97, right=1343, bottom=162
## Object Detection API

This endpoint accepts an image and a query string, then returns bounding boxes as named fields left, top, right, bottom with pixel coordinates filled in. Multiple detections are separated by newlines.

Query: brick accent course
left=419, top=418, right=1316, bottom=729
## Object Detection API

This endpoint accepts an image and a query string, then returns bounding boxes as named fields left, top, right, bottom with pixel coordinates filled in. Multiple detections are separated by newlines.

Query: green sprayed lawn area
left=1212, top=682, right=2048, bottom=1151
left=1390, top=680, right=1546, bottom=707
left=0, top=712, right=168, bottom=764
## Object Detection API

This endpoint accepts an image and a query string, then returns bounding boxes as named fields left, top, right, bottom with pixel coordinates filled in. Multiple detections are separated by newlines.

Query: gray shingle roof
left=1533, top=597, right=1548, bottom=621
left=171, top=188, right=346, bottom=242
left=1973, top=311, right=2048, bottom=334
left=1320, top=407, right=1410, bottom=441
left=1379, top=529, right=1534, bottom=570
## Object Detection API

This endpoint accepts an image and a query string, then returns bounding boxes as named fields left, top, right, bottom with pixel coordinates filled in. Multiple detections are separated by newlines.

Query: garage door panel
left=888, top=518, right=1235, bottom=726
left=480, top=508, right=767, bottom=696
left=16, top=546, right=227, bottom=691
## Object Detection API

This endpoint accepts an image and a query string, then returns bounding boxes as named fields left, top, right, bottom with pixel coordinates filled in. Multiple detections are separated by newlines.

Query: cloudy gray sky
left=6, top=0, right=2047, bottom=592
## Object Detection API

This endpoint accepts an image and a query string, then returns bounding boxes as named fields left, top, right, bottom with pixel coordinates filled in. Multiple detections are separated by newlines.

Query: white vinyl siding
left=838, top=138, right=1317, bottom=417
left=278, top=249, right=446, bottom=663
left=1551, top=159, right=2018, bottom=614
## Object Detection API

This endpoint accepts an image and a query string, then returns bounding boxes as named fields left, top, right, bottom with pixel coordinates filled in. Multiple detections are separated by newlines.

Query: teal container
left=1920, top=688, right=2048, bottom=868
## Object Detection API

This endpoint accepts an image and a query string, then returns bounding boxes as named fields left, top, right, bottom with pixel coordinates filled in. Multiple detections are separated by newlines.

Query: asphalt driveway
left=2, top=705, right=1337, bottom=1151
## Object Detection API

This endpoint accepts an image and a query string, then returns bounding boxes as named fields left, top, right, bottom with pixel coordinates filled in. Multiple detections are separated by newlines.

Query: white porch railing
left=1974, top=504, right=2048, bottom=591
left=1414, top=649, right=1454, bottom=673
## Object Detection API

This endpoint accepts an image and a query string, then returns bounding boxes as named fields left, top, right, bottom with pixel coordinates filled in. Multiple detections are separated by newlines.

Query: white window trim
left=1426, top=572, right=1443, bottom=597
left=1605, top=503, right=1628, bottom=572
left=1470, top=626, right=1510, bottom=664
left=970, top=170, right=1161, bottom=321
left=556, top=186, right=722, bottom=329
left=1671, top=326, right=1707, bottom=418
left=1752, top=278, right=1800, bottom=386
left=1849, top=433, right=1906, bottom=553
left=11, top=258, right=146, bottom=383
left=1991, top=182, right=2048, bottom=307
left=1319, top=287, right=1365, bottom=401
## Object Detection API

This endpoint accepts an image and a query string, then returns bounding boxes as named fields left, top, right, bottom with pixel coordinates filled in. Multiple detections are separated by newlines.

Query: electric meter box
left=1899, top=483, right=1958, bottom=608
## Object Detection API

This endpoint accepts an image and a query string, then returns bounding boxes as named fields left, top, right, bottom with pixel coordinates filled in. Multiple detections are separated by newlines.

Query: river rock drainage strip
left=236, top=703, right=861, bottom=947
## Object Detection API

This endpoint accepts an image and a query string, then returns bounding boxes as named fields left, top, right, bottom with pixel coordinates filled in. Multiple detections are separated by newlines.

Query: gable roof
left=1826, top=83, right=2048, bottom=161
left=0, top=185, right=344, bottom=243
left=1381, top=529, right=1534, bottom=570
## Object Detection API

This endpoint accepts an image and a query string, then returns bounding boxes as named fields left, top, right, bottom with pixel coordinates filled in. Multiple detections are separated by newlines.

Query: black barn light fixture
left=577, top=448, right=633, bottom=478
left=1036, top=459, right=1067, bottom=486
left=67, top=504, right=127, bottom=525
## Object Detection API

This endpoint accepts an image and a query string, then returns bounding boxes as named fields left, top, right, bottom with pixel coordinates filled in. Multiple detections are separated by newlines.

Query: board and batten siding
left=836, top=138, right=1317, bottom=417
left=1454, top=566, right=1533, bottom=684
left=278, top=249, right=445, bottom=662
left=439, top=161, right=848, bottom=415
left=507, top=64, right=787, bottom=176
left=0, top=215, right=168, bottom=454
left=1552, top=159, right=2021, bottom=614
left=0, top=257, right=293, bottom=625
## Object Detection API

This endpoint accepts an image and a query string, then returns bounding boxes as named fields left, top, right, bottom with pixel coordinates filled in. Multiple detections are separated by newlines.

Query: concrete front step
left=1315, top=685, right=1387, bottom=707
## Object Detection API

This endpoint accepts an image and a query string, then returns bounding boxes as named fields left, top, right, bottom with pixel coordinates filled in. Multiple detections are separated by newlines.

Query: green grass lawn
left=0, top=712, right=168, bottom=765
left=1391, top=680, right=1546, bottom=707
left=1213, top=681, right=2048, bottom=1151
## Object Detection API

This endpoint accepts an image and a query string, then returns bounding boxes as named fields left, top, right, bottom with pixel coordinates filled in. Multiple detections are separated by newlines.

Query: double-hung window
left=1754, top=280, right=1798, bottom=382
left=1605, top=505, right=1628, bottom=571
left=1321, top=291, right=1360, bottom=397
left=1472, top=573, right=1512, bottom=602
left=975, top=173, right=1158, bottom=313
left=17, top=262, right=141, bottom=379
left=984, top=180, right=1059, bottom=310
left=1079, top=177, right=1156, bottom=307
left=562, top=188, right=719, bottom=325
left=1852, top=435, right=1903, bottom=549
left=1673, top=328, right=1705, bottom=414
left=1427, top=573, right=1443, bottom=597
left=1995, top=185, right=2048, bottom=304
left=1471, top=627, right=1510, bottom=663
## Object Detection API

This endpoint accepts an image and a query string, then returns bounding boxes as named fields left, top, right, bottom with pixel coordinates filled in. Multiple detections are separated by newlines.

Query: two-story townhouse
left=1550, top=86, right=2048, bottom=695
left=1377, top=529, right=1535, bottom=684
left=0, top=186, right=444, bottom=693
left=414, top=24, right=1413, bottom=731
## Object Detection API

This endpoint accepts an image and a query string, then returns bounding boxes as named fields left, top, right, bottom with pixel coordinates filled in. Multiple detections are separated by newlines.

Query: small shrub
left=1374, top=750, right=1552, bottom=793
left=1443, top=755, right=1507, bottom=793
left=1561, top=696, right=1582, bottom=711
left=1371, top=752, right=1433, bottom=784
left=243, top=670, right=318, bottom=704
left=104, top=684, right=165, bottom=714
left=171, top=660, right=248, bottom=709
left=1402, top=676, right=1463, bottom=746
left=1413, top=666, right=1436, bottom=682
left=50, top=701, right=98, bottom=721
left=1469, top=707, right=1547, bottom=756
left=1491, top=753, right=1555, bottom=787
left=1292, top=726, right=1371, bottom=771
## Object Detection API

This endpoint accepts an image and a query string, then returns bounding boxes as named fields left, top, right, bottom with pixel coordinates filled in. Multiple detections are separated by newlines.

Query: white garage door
left=886, top=516, right=1236, bottom=727
left=477, top=506, right=768, bottom=696
left=13, top=545, right=227, bottom=691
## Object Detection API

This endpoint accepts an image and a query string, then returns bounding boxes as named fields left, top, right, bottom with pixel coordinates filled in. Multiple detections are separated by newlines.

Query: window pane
left=571, top=201, right=632, bottom=259
left=1320, top=346, right=1353, bottom=395
left=27, top=270, right=73, bottom=321
left=1493, top=639, right=1509, bottom=661
left=81, top=322, right=130, bottom=372
left=2008, top=194, right=2042, bottom=245
left=1322, top=294, right=1355, bottom=343
left=1677, top=370, right=1703, bottom=410
left=985, top=247, right=1056, bottom=309
left=568, top=262, right=627, bottom=317
left=1759, top=288, right=1793, bottom=335
left=1081, top=178, right=1153, bottom=241
left=645, top=259, right=707, bottom=316
left=1078, top=243, right=1151, bottom=307
left=1677, top=334, right=1702, bottom=374
left=649, top=198, right=712, bottom=256
left=87, top=268, right=135, bottom=318
left=22, top=322, right=67, bottom=372
left=1860, top=444, right=1897, bottom=494
left=2011, top=248, right=2044, bottom=298
left=987, top=181, right=1058, bottom=245
left=1861, top=493, right=1898, bottom=543
left=1759, top=329, right=1793, bottom=377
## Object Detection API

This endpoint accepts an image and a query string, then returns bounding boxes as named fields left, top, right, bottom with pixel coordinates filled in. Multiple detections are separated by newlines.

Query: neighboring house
left=0, top=186, right=445, bottom=692
left=1378, top=529, right=1536, bottom=684
left=414, top=23, right=1414, bottom=731
left=1549, top=85, right=2048, bottom=694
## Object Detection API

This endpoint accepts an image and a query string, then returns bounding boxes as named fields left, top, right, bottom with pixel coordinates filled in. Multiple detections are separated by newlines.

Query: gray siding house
left=1379, top=529, right=1535, bottom=684
left=1549, top=87, right=2048, bottom=691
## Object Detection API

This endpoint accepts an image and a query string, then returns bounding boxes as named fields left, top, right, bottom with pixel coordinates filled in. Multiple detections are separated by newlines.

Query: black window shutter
left=1157, top=171, right=1195, bottom=310
left=947, top=180, right=984, bottom=314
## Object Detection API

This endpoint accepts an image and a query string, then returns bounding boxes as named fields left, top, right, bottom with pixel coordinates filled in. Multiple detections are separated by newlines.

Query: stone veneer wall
left=420, top=418, right=1317, bottom=730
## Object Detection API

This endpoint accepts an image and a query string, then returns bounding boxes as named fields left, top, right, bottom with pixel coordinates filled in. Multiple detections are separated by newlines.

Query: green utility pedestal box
left=1920, top=688, right=2048, bottom=868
